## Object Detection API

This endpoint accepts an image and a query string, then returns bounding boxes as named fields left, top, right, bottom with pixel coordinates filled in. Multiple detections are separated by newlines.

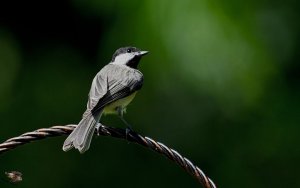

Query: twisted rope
left=0, top=124, right=217, bottom=188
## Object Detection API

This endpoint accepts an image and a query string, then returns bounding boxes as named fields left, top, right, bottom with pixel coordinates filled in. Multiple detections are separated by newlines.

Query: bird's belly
left=103, top=92, right=137, bottom=114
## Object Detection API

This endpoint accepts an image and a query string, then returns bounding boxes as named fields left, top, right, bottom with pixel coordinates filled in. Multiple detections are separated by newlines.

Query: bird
left=63, top=46, right=148, bottom=153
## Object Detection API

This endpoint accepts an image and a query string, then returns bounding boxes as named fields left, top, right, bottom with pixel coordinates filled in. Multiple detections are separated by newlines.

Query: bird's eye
left=127, top=49, right=132, bottom=53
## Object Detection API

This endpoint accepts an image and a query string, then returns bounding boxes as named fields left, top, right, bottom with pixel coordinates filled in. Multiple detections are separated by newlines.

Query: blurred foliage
left=0, top=0, right=299, bottom=187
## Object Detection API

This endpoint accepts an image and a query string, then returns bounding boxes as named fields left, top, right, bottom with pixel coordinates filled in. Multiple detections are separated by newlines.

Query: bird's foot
left=95, top=123, right=102, bottom=136
left=125, top=126, right=133, bottom=140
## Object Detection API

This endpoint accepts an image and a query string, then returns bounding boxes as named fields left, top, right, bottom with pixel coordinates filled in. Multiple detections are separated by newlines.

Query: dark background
left=0, top=0, right=299, bottom=187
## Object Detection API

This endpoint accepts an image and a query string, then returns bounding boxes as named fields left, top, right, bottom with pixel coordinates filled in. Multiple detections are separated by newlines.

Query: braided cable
left=0, top=124, right=217, bottom=188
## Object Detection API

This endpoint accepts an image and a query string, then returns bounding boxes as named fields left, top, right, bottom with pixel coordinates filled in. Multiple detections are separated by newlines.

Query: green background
left=0, top=0, right=299, bottom=187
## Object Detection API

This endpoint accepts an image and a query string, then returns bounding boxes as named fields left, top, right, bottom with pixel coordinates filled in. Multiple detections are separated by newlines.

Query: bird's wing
left=82, top=66, right=110, bottom=118
left=91, top=64, right=143, bottom=115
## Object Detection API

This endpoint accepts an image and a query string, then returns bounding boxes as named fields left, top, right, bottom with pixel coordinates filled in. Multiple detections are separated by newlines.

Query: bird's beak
left=138, top=51, right=149, bottom=57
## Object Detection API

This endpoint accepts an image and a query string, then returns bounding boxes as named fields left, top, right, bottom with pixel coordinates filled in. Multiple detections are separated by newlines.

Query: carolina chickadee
left=63, top=46, right=148, bottom=153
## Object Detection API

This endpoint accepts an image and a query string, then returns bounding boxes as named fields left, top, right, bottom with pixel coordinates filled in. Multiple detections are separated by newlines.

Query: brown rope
left=0, top=124, right=217, bottom=188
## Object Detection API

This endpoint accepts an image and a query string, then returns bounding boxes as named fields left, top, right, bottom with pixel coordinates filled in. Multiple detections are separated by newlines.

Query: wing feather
left=91, top=64, right=143, bottom=115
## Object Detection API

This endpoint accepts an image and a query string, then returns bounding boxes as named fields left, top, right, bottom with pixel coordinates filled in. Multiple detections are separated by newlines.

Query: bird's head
left=111, top=46, right=148, bottom=69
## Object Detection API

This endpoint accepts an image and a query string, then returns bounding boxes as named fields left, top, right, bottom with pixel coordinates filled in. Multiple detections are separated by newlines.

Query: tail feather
left=63, top=115, right=100, bottom=153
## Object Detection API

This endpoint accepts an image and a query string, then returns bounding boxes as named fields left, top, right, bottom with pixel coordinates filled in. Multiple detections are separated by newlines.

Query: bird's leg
left=117, top=107, right=133, bottom=139
left=95, top=123, right=102, bottom=136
